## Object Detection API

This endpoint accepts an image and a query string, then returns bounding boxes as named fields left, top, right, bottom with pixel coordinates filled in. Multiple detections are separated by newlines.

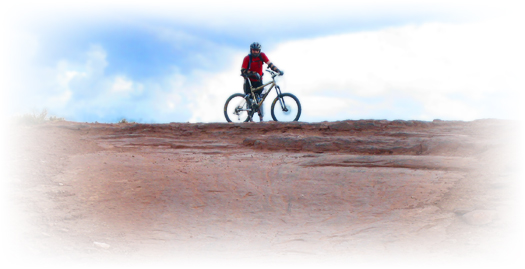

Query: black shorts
left=244, top=79, right=263, bottom=95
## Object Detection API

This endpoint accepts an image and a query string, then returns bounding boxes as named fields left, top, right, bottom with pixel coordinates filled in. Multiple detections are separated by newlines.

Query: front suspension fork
left=275, top=86, right=288, bottom=111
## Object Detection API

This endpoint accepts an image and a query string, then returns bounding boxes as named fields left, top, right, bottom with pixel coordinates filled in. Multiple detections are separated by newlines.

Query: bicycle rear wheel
left=224, top=93, right=254, bottom=122
left=271, top=93, right=301, bottom=122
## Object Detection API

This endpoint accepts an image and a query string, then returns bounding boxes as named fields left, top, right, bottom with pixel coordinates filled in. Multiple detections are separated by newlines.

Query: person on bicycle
left=241, top=42, right=284, bottom=122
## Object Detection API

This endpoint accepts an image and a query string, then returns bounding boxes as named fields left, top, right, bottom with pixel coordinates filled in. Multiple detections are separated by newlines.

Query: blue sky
left=1, top=0, right=524, bottom=123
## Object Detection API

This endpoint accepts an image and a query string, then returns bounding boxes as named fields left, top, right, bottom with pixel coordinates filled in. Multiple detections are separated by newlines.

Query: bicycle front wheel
left=271, top=93, right=301, bottom=122
left=224, top=93, right=254, bottom=123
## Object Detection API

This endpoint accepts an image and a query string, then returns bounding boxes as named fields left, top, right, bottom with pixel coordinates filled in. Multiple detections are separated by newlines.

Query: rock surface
left=461, top=210, right=497, bottom=226
left=4, top=119, right=522, bottom=268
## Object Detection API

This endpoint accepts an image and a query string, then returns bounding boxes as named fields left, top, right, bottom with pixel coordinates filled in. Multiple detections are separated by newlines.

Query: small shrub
left=49, top=115, right=66, bottom=121
left=14, top=109, right=65, bottom=125
left=118, top=118, right=135, bottom=124
left=15, top=109, right=47, bottom=125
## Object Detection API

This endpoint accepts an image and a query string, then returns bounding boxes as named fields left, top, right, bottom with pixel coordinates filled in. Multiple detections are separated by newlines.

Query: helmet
left=250, top=42, right=261, bottom=50
left=250, top=42, right=261, bottom=56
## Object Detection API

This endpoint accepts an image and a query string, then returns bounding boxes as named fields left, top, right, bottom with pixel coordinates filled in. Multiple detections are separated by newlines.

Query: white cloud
left=301, top=96, right=362, bottom=118
left=262, top=18, right=524, bottom=121
left=186, top=65, right=245, bottom=123
left=111, top=76, right=134, bottom=93
left=183, top=14, right=524, bottom=123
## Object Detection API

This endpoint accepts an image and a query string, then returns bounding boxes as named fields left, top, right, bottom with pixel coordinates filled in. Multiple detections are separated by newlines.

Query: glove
left=279, top=70, right=284, bottom=76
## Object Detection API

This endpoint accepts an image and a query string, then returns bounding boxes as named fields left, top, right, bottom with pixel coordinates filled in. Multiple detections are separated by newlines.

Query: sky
left=1, top=2, right=525, bottom=267
left=1, top=0, right=524, bottom=123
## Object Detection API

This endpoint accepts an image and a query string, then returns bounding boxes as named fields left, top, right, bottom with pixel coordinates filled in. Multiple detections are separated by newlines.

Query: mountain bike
left=224, top=69, right=301, bottom=122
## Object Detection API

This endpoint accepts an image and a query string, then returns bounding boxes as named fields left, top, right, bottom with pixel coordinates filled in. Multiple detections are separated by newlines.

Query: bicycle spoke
left=271, top=93, right=301, bottom=122
left=224, top=94, right=253, bottom=122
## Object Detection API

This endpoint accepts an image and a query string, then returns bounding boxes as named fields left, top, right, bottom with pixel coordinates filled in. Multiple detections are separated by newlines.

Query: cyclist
left=241, top=42, right=284, bottom=122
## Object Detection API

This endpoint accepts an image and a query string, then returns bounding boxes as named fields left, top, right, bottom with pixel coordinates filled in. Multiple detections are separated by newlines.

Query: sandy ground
left=2, top=119, right=524, bottom=268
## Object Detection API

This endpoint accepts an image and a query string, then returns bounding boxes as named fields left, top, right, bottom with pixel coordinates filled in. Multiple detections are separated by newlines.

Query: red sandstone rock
left=4, top=119, right=520, bottom=267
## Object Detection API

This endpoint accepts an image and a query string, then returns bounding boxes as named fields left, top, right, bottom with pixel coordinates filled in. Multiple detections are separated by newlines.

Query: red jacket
left=242, top=53, right=270, bottom=81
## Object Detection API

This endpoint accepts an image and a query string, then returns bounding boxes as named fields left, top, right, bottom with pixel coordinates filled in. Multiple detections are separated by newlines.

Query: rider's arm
left=241, top=69, right=258, bottom=76
left=241, top=68, right=261, bottom=81
left=267, top=62, right=283, bottom=75
left=240, top=56, right=259, bottom=76
left=262, top=53, right=281, bottom=73
left=241, top=56, right=250, bottom=76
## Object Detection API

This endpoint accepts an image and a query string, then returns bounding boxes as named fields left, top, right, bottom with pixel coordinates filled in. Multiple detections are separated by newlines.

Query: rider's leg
left=245, top=75, right=264, bottom=122
left=243, top=79, right=251, bottom=95
left=250, top=79, right=264, bottom=122
left=256, top=96, right=264, bottom=122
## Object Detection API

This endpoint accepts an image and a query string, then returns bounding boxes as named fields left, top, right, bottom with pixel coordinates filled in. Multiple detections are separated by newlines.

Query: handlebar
left=242, top=70, right=283, bottom=79
left=265, top=69, right=283, bottom=78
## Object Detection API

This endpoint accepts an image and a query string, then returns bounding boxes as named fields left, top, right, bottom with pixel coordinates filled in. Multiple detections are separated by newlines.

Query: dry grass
left=14, top=109, right=65, bottom=125
left=118, top=118, right=135, bottom=124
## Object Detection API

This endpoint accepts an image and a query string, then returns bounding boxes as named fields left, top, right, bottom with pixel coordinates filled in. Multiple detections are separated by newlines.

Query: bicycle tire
left=270, top=93, right=301, bottom=122
left=224, top=93, right=255, bottom=122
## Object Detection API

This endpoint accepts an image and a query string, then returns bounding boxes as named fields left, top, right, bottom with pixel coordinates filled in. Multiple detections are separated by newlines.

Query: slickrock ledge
left=6, top=119, right=520, bottom=267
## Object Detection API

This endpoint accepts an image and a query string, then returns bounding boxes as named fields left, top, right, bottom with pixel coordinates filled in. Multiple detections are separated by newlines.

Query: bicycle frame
left=244, top=70, right=285, bottom=109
